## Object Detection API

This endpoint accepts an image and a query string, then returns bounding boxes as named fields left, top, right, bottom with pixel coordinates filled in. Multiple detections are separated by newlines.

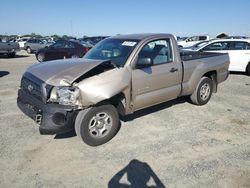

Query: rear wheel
left=37, top=53, right=45, bottom=62
left=190, top=77, right=213, bottom=105
left=75, top=104, right=120, bottom=146
left=26, top=47, right=32, bottom=54
left=246, top=63, right=250, bottom=76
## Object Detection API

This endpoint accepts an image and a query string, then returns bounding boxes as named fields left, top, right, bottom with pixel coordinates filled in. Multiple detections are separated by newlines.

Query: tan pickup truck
left=17, top=34, right=230, bottom=146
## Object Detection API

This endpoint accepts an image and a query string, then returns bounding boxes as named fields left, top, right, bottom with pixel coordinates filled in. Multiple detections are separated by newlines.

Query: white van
left=178, top=35, right=209, bottom=48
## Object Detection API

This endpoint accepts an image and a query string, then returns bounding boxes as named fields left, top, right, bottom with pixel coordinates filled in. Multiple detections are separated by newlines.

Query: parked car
left=79, top=41, right=94, bottom=48
left=184, top=39, right=250, bottom=75
left=24, top=39, right=51, bottom=54
left=35, top=40, right=91, bottom=62
left=0, top=39, right=20, bottom=57
left=17, top=38, right=30, bottom=49
left=181, top=40, right=210, bottom=51
left=81, top=36, right=109, bottom=45
left=178, top=35, right=209, bottom=48
left=17, top=33, right=229, bottom=146
left=225, top=36, right=248, bottom=39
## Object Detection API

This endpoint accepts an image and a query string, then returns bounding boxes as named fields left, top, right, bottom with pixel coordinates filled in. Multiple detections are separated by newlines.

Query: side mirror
left=136, top=58, right=152, bottom=69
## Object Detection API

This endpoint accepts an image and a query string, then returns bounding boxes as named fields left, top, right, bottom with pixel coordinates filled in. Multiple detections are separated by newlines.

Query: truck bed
left=179, top=51, right=230, bottom=96
left=180, top=51, right=227, bottom=61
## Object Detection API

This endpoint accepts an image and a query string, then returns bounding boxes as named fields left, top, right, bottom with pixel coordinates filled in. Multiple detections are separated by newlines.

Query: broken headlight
left=49, top=86, right=80, bottom=106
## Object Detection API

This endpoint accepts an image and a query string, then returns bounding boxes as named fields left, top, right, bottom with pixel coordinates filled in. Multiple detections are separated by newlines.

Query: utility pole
left=70, top=19, right=73, bottom=37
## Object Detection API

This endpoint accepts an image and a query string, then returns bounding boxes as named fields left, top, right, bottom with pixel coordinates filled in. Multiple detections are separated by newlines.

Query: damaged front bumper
left=17, top=89, right=78, bottom=135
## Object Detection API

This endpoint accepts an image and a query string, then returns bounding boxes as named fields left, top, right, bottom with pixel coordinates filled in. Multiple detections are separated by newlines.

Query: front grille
left=21, top=74, right=43, bottom=101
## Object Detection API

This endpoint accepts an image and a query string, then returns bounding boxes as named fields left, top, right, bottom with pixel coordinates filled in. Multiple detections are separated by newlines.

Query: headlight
left=49, top=86, right=80, bottom=106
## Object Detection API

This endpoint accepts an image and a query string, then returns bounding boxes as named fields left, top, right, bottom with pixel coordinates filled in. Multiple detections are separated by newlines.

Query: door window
left=52, top=41, right=65, bottom=48
left=202, top=42, right=230, bottom=51
left=138, top=39, right=173, bottom=65
left=231, top=42, right=250, bottom=50
left=64, top=41, right=74, bottom=48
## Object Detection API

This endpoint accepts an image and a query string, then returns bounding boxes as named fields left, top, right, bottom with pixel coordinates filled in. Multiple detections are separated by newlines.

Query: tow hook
left=35, top=114, right=42, bottom=124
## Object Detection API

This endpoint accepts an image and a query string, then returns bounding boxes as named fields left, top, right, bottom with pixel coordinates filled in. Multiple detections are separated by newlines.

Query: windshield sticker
left=122, top=41, right=137, bottom=46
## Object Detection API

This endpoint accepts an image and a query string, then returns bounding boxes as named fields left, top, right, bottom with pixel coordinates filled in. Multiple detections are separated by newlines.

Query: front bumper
left=17, top=89, right=78, bottom=135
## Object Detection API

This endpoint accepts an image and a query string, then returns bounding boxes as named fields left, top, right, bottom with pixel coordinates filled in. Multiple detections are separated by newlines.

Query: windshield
left=84, top=38, right=139, bottom=67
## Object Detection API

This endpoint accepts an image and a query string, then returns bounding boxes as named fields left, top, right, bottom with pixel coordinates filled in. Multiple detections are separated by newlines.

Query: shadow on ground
left=0, top=71, right=10, bottom=78
left=54, top=97, right=189, bottom=139
left=54, top=130, right=76, bottom=139
left=230, top=71, right=249, bottom=76
left=122, top=96, right=189, bottom=122
left=0, top=54, right=30, bottom=59
left=108, top=159, right=166, bottom=188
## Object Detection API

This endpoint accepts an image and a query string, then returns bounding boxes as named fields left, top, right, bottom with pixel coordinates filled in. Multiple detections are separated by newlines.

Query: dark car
left=36, top=40, right=91, bottom=62
left=81, top=36, right=109, bottom=45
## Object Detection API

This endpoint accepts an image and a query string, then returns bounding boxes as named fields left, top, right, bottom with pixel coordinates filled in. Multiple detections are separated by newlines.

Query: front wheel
left=190, top=77, right=213, bottom=105
left=246, top=63, right=250, bottom=76
left=75, top=104, right=121, bottom=146
left=26, top=47, right=32, bottom=54
left=37, top=52, right=45, bottom=62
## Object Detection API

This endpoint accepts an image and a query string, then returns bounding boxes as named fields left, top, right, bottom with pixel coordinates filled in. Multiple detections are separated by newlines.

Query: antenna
left=70, top=19, right=73, bottom=37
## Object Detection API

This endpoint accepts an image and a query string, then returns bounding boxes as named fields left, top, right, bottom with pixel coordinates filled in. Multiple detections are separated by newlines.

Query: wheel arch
left=202, top=70, right=217, bottom=93
left=95, top=92, right=127, bottom=116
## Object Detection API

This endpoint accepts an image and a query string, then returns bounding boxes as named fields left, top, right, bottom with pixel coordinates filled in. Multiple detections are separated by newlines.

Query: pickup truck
left=0, top=40, right=20, bottom=57
left=17, top=34, right=229, bottom=146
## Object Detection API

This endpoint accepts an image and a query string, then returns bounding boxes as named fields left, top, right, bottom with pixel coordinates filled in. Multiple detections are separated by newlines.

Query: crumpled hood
left=26, top=58, right=110, bottom=85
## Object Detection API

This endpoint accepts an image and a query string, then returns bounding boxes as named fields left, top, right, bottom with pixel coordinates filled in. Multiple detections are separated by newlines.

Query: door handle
left=170, top=68, right=178, bottom=73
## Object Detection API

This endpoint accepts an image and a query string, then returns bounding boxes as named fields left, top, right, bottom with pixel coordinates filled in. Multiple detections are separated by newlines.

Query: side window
left=247, top=43, right=250, bottom=50
left=64, top=41, right=74, bottom=48
left=231, top=42, right=249, bottom=50
left=28, top=39, right=34, bottom=43
left=53, top=41, right=65, bottom=48
left=138, top=39, right=173, bottom=65
left=199, top=36, right=207, bottom=40
left=37, top=40, right=43, bottom=44
left=187, top=36, right=198, bottom=42
left=203, top=42, right=230, bottom=51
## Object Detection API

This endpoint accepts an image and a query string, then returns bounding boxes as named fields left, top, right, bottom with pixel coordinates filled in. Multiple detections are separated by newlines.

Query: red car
left=36, top=40, right=91, bottom=62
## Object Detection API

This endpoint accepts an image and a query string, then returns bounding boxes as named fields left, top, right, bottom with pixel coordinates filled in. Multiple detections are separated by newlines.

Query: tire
left=7, top=52, right=15, bottom=58
left=37, top=53, right=45, bottom=62
left=75, top=104, right=120, bottom=146
left=246, top=63, right=250, bottom=76
left=71, top=54, right=79, bottom=58
left=26, top=47, right=32, bottom=54
left=190, top=77, right=213, bottom=105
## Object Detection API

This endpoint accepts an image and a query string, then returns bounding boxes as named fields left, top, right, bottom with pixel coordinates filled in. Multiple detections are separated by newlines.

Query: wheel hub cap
left=200, top=83, right=210, bottom=101
left=88, top=112, right=113, bottom=138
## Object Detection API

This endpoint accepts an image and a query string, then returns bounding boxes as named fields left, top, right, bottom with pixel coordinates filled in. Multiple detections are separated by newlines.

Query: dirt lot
left=0, top=51, right=250, bottom=188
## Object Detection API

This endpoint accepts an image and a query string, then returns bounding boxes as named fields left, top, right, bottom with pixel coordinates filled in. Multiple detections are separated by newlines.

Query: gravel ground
left=0, top=51, right=250, bottom=188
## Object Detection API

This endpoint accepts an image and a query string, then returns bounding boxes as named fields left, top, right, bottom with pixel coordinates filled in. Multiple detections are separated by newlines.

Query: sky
left=1, top=0, right=250, bottom=37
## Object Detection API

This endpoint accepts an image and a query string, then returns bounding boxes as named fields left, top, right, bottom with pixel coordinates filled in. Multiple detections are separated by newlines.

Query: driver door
left=132, top=39, right=182, bottom=111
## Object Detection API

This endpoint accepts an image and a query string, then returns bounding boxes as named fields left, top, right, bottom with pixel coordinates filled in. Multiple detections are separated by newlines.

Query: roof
left=111, top=33, right=173, bottom=40
left=209, top=38, right=250, bottom=43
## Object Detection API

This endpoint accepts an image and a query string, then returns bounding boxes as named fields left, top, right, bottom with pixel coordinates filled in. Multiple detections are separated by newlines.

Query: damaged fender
left=76, top=66, right=131, bottom=109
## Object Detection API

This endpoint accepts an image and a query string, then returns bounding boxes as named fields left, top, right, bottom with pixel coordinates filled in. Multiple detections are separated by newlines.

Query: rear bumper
left=0, top=48, right=20, bottom=54
left=17, top=89, right=78, bottom=135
